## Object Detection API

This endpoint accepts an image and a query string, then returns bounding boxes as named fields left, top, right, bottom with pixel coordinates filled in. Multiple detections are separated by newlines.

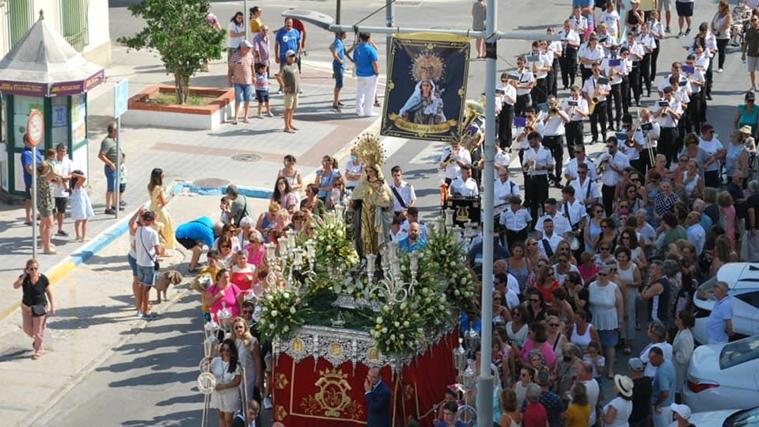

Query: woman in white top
left=615, top=247, right=641, bottom=356
left=227, top=12, right=246, bottom=61
left=681, top=159, right=703, bottom=200
left=710, top=0, right=732, bottom=72
left=513, top=366, right=536, bottom=409
left=571, top=309, right=600, bottom=351
left=672, top=310, right=695, bottom=398
left=343, top=148, right=365, bottom=190
left=211, top=338, right=242, bottom=427
left=588, top=265, right=624, bottom=378
left=278, top=154, right=304, bottom=195
left=601, top=2, right=621, bottom=40
left=506, top=304, right=529, bottom=348
left=602, top=375, right=634, bottom=427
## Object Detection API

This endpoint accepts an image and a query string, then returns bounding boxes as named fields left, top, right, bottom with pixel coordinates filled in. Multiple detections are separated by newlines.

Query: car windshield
left=725, top=406, right=759, bottom=427
left=720, top=336, right=759, bottom=370
left=695, top=277, right=718, bottom=301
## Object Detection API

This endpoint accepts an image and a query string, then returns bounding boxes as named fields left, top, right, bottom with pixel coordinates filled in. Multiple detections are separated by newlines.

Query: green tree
left=118, top=0, right=225, bottom=104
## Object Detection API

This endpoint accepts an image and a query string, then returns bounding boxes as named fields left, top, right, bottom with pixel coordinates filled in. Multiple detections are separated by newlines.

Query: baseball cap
left=241, top=40, right=253, bottom=49
left=671, top=403, right=692, bottom=420
left=746, top=91, right=756, bottom=101
left=286, top=49, right=296, bottom=57
left=628, top=357, right=645, bottom=372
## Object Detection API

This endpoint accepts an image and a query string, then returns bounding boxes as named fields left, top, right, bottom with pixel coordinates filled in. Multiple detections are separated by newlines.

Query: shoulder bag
left=140, top=227, right=160, bottom=271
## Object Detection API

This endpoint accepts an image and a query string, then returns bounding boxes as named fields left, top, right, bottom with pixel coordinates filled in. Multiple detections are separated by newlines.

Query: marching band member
left=515, top=56, right=535, bottom=117
left=500, top=195, right=532, bottom=249
left=438, top=140, right=472, bottom=186
left=522, top=131, right=554, bottom=225
left=497, top=73, right=517, bottom=149
left=582, top=62, right=611, bottom=144
left=537, top=218, right=563, bottom=259
left=696, top=22, right=718, bottom=100
left=570, top=6, right=589, bottom=35
left=569, top=163, right=601, bottom=206
left=683, top=53, right=706, bottom=134
left=529, top=40, right=552, bottom=106
left=559, top=19, right=581, bottom=90
left=648, top=11, right=665, bottom=87
left=536, top=198, right=572, bottom=237
left=564, top=144, right=598, bottom=182
left=546, top=28, right=563, bottom=97
left=633, top=108, right=661, bottom=173
left=623, top=31, right=646, bottom=107
left=562, top=86, right=590, bottom=159
left=602, top=46, right=629, bottom=130
left=389, top=165, right=416, bottom=215
left=578, top=33, right=605, bottom=85
left=653, top=86, right=683, bottom=167
left=450, top=165, right=479, bottom=198
left=561, top=185, right=588, bottom=251
left=596, top=23, right=616, bottom=56
left=597, top=136, right=631, bottom=216
left=515, top=107, right=539, bottom=165
left=617, top=114, right=641, bottom=173
left=638, top=23, right=657, bottom=98
left=494, top=166, right=522, bottom=221
left=657, top=62, right=692, bottom=96
left=542, top=96, right=570, bottom=187
left=617, top=47, right=634, bottom=119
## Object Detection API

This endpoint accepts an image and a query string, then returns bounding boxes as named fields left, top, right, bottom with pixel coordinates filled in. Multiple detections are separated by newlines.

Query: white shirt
left=497, top=83, right=517, bottom=106
left=536, top=212, right=572, bottom=236
left=495, top=149, right=512, bottom=168
left=638, top=33, right=657, bottom=53
left=542, top=114, right=566, bottom=136
left=601, top=10, right=620, bottom=35
left=564, top=157, right=598, bottom=180
left=52, top=157, right=74, bottom=198
left=439, top=147, right=472, bottom=180
left=548, top=40, right=563, bottom=58
left=658, top=73, right=692, bottom=94
left=450, top=177, right=479, bottom=197
left=560, top=28, right=581, bottom=48
left=597, top=151, right=630, bottom=187
left=687, top=223, right=706, bottom=255
left=562, top=97, right=589, bottom=121
left=571, top=176, right=601, bottom=204
left=529, top=51, right=552, bottom=79
left=602, top=57, right=630, bottom=85
left=516, top=68, right=535, bottom=96
left=538, top=232, right=563, bottom=258
left=500, top=207, right=532, bottom=231
left=578, top=43, right=605, bottom=69
left=617, top=129, right=640, bottom=161
left=684, top=66, right=706, bottom=94
left=227, top=22, right=246, bottom=48
left=634, top=121, right=661, bottom=149
left=653, top=97, right=683, bottom=128
left=389, top=181, right=416, bottom=212
left=523, top=145, right=554, bottom=176
left=494, top=177, right=521, bottom=211
left=640, top=342, right=674, bottom=377
left=570, top=15, right=588, bottom=33
left=699, top=137, right=725, bottom=172
left=562, top=198, right=588, bottom=228
left=624, top=40, right=646, bottom=63
left=582, top=76, right=611, bottom=103
left=135, top=226, right=159, bottom=268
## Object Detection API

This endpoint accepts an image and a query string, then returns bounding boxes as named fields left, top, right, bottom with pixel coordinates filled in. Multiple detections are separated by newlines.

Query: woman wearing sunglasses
left=14, top=259, right=54, bottom=360
left=587, top=264, right=624, bottom=378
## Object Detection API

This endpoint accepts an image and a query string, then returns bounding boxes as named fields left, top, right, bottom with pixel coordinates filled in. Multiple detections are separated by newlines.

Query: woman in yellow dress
left=148, top=168, right=176, bottom=251
left=350, top=165, right=393, bottom=257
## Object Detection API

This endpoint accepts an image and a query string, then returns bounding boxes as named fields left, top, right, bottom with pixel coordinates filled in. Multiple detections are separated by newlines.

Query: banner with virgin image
left=381, top=33, right=470, bottom=142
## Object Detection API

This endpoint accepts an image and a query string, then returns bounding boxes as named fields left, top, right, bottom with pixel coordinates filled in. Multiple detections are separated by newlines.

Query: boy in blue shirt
left=274, top=18, right=300, bottom=93
left=330, top=31, right=347, bottom=110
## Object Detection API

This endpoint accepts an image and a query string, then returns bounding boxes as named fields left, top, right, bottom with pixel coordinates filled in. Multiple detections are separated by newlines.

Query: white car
left=667, top=406, right=759, bottom=427
left=683, top=335, right=759, bottom=412
left=692, top=263, right=759, bottom=344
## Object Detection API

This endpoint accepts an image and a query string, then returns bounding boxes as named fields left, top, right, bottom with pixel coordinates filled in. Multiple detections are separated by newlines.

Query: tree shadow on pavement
left=0, top=348, right=32, bottom=362
left=122, top=409, right=202, bottom=427
left=47, top=305, right=136, bottom=330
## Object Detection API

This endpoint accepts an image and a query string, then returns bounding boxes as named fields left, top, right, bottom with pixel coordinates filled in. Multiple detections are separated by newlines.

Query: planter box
left=123, top=84, right=234, bottom=130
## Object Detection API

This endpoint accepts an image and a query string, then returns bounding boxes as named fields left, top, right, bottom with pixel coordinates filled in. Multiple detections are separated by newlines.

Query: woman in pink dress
left=207, top=269, right=243, bottom=323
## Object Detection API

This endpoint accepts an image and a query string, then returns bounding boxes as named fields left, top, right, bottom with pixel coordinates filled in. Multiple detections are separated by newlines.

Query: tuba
left=460, top=99, right=485, bottom=152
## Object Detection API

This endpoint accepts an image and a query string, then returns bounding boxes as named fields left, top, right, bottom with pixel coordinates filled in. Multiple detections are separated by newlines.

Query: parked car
left=667, top=406, right=759, bottom=427
left=692, top=263, right=759, bottom=344
left=683, top=335, right=759, bottom=412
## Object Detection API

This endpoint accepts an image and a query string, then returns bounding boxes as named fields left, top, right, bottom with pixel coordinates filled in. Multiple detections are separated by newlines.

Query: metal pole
left=385, top=0, right=393, bottom=60
left=336, top=0, right=341, bottom=25
left=32, top=147, right=38, bottom=258
left=477, top=0, right=496, bottom=422
left=115, top=118, right=121, bottom=219
left=244, top=0, right=250, bottom=41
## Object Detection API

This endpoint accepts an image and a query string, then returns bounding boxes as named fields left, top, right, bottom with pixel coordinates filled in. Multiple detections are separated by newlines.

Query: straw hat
left=739, top=125, right=753, bottom=135
left=614, top=374, right=634, bottom=397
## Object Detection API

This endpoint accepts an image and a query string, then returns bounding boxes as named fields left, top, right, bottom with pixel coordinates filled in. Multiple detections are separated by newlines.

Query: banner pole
left=477, top=0, right=497, bottom=423
left=115, top=118, right=121, bottom=219
left=32, top=146, right=38, bottom=258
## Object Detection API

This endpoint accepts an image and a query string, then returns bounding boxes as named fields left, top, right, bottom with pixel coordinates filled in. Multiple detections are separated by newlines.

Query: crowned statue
left=349, top=134, right=393, bottom=258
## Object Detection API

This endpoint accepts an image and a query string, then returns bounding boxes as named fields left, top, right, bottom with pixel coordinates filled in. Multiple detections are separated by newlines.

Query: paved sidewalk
left=0, top=194, right=269, bottom=427
left=0, top=45, right=380, bottom=323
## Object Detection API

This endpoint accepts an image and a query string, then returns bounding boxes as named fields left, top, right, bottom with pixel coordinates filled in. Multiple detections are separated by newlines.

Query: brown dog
left=154, top=270, right=183, bottom=303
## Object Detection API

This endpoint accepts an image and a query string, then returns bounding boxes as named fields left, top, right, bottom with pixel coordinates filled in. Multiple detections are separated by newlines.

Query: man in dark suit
left=364, top=366, right=391, bottom=427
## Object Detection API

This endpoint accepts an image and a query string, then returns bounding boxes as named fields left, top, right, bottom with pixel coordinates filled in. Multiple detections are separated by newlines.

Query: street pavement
left=0, top=0, right=751, bottom=425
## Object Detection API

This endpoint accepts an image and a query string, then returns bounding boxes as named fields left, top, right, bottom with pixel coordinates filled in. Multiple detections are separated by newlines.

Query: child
left=231, top=399, right=259, bottom=427
left=583, top=341, right=606, bottom=385
left=219, top=197, right=232, bottom=225
left=254, top=63, right=272, bottom=117
left=69, top=170, right=94, bottom=242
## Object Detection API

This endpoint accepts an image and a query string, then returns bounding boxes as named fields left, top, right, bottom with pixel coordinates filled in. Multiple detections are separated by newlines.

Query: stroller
left=730, top=1, right=753, bottom=54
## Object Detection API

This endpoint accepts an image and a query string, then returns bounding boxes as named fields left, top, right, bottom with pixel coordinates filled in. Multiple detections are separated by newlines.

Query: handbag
left=31, top=304, right=47, bottom=317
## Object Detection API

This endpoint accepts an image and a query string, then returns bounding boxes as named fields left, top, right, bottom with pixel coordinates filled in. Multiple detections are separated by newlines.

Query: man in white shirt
left=582, top=62, right=611, bottom=144
left=494, top=167, right=521, bottom=218
left=562, top=86, right=589, bottom=157
left=522, top=131, right=554, bottom=225
left=536, top=197, right=572, bottom=237
left=638, top=23, right=657, bottom=97
left=561, top=185, right=587, bottom=246
left=439, top=140, right=472, bottom=186
left=602, top=46, right=628, bottom=130
left=683, top=54, right=706, bottom=135
left=52, top=143, right=74, bottom=237
left=652, top=86, right=683, bottom=166
left=698, top=123, right=725, bottom=188
left=515, top=55, right=535, bottom=117
left=578, top=34, right=605, bottom=85
left=135, top=211, right=160, bottom=319
left=545, top=29, right=562, bottom=97
left=633, top=108, right=661, bottom=173
left=624, top=31, right=646, bottom=106
left=497, top=73, right=517, bottom=149
left=685, top=211, right=706, bottom=255
left=542, top=95, right=569, bottom=187
left=538, top=218, right=563, bottom=259
left=500, top=195, right=532, bottom=249
left=564, top=144, right=598, bottom=182
left=450, top=165, right=479, bottom=198
left=559, top=20, right=581, bottom=90
left=570, top=163, right=601, bottom=206
left=389, top=165, right=415, bottom=215
left=597, top=138, right=630, bottom=215
left=529, top=40, right=552, bottom=106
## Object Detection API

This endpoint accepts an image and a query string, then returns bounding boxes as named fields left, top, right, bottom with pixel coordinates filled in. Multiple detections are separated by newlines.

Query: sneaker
left=137, top=312, right=144, bottom=319
left=337, top=101, right=345, bottom=107
left=685, top=27, right=691, bottom=35
left=666, top=26, right=671, bottom=33
left=276, top=88, right=283, bottom=95
left=263, top=396, right=273, bottom=409
left=43, top=248, right=57, bottom=255
left=120, top=200, right=126, bottom=207
left=677, top=31, right=683, bottom=38
left=267, top=111, right=274, bottom=117
left=143, top=312, right=159, bottom=320
left=56, top=230, right=68, bottom=237
left=624, top=347, right=632, bottom=355
left=105, top=208, right=115, bottom=215
left=717, top=68, right=724, bottom=73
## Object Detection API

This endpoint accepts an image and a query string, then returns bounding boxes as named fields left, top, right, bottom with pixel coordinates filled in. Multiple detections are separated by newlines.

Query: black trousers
left=524, top=175, right=549, bottom=225
left=498, top=103, right=514, bottom=149
left=590, top=101, right=608, bottom=142
left=704, top=170, right=721, bottom=188
left=638, top=146, right=656, bottom=174
left=607, top=84, right=623, bottom=129
left=532, top=78, right=548, bottom=106
left=651, top=40, right=660, bottom=81
left=621, top=76, right=631, bottom=118
left=505, top=227, right=528, bottom=250
left=640, top=54, right=652, bottom=95
left=561, top=47, right=578, bottom=89
left=566, top=121, right=584, bottom=159
left=717, top=38, right=728, bottom=69
left=602, top=184, right=616, bottom=216
left=629, top=65, right=641, bottom=105
left=515, top=94, right=531, bottom=118
left=543, top=135, right=565, bottom=182
left=550, top=58, right=560, bottom=97
left=687, top=91, right=703, bottom=134
left=660, top=127, right=679, bottom=167
left=706, top=59, right=714, bottom=97
left=580, top=67, right=593, bottom=87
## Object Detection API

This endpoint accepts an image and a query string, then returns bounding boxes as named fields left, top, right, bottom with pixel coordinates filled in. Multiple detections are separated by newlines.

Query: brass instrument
left=588, top=82, right=600, bottom=115
left=548, top=98, right=560, bottom=116
left=626, top=120, right=640, bottom=147
left=523, top=159, right=537, bottom=174
left=597, top=158, right=609, bottom=175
